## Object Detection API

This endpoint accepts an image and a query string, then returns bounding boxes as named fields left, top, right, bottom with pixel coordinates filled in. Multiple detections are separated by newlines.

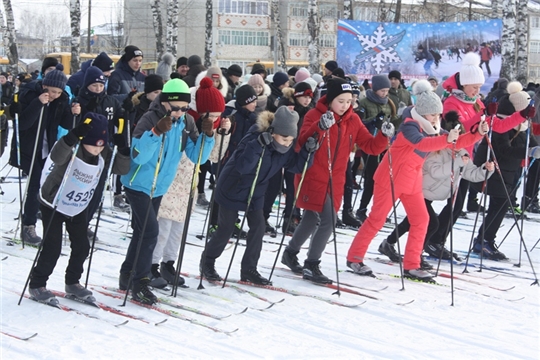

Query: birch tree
left=151, top=0, right=165, bottom=59
left=500, top=0, right=516, bottom=80
left=394, top=0, right=402, bottom=23
left=307, top=0, right=320, bottom=75
left=204, top=0, right=212, bottom=67
left=515, top=0, right=528, bottom=85
left=70, top=0, right=81, bottom=74
left=166, top=0, right=179, bottom=57
left=343, top=0, right=352, bottom=20
left=2, top=0, right=18, bottom=75
left=271, top=0, right=287, bottom=70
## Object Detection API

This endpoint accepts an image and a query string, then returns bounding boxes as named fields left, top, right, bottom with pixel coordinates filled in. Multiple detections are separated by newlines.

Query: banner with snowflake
left=337, top=19, right=503, bottom=92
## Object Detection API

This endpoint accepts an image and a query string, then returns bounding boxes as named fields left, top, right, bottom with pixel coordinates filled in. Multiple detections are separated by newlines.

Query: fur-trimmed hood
left=131, top=91, right=145, bottom=107
left=188, top=70, right=229, bottom=112
left=254, top=110, right=274, bottom=133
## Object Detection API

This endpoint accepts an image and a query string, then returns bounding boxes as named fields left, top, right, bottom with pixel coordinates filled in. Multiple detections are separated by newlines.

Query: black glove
left=72, top=119, right=93, bottom=139
left=443, top=111, right=461, bottom=132
left=258, top=132, right=272, bottom=147
left=304, top=137, right=318, bottom=152
left=122, top=92, right=135, bottom=112
left=113, top=134, right=129, bottom=156
left=374, top=111, right=385, bottom=130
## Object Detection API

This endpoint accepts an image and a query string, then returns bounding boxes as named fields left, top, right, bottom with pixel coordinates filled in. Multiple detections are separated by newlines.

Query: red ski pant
left=347, top=182, right=429, bottom=270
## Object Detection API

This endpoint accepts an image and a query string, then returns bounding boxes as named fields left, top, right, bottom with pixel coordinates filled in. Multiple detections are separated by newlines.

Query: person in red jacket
left=479, top=43, right=493, bottom=77
left=280, top=78, right=390, bottom=284
left=346, top=80, right=488, bottom=282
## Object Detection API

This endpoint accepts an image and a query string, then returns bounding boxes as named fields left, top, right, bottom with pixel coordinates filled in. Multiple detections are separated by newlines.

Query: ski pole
left=171, top=135, right=207, bottom=297
left=516, top=116, right=532, bottom=268
left=18, top=134, right=83, bottom=305
left=222, top=145, right=266, bottom=288
left=122, top=131, right=167, bottom=306
left=269, top=145, right=315, bottom=282
left=14, top=113, right=23, bottom=218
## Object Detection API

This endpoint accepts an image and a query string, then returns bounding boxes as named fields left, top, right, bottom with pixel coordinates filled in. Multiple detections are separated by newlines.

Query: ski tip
left=225, top=328, right=239, bottom=335
left=114, top=320, right=129, bottom=327
left=236, top=307, right=249, bottom=315
left=154, top=318, right=168, bottom=326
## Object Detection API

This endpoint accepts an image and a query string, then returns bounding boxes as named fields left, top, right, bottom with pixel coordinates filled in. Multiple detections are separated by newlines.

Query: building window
left=529, top=66, right=540, bottom=79
left=531, top=41, right=540, bottom=54
left=320, top=33, right=336, bottom=48
left=531, top=17, right=540, bottom=29
left=219, top=29, right=269, bottom=46
left=320, top=4, right=337, bottom=18
left=289, top=33, right=308, bottom=47
left=219, top=0, right=269, bottom=15
left=289, top=3, right=309, bottom=17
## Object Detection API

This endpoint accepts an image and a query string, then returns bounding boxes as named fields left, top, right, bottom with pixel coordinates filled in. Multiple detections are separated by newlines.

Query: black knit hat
left=287, top=67, right=298, bottom=76
left=293, top=82, right=313, bottom=98
left=144, top=74, right=164, bottom=94
left=176, top=56, right=188, bottom=68
left=388, top=70, right=401, bottom=81
left=325, top=61, right=338, bottom=73
left=251, top=63, right=266, bottom=75
left=187, top=55, right=202, bottom=67
left=81, top=112, right=108, bottom=147
left=227, top=64, right=243, bottom=77
left=122, top=45, right=143, bottom=62
left=332, top=68, right=345, bottom=79
left=235, top=84, right=258, bottom=106
left=326, top=78, right=353, bottom=104
left=41, top=57, right=59, bottom=74
left=42, top=64, right=67, bottom=89
left=83, top=66, right=107, bottom=89
left=92, top=52, right=114, bottom=72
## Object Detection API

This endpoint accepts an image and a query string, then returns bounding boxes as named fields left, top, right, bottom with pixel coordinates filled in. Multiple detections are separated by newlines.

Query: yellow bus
left=46, top=52, right=121, bottom=75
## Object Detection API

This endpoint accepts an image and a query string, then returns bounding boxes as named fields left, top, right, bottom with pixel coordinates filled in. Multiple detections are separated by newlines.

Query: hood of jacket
left=194, top=70, right=229, bottom=98
left=442, top=73, right=460, bottom=92
left=254, top=110, right=275, bottom=133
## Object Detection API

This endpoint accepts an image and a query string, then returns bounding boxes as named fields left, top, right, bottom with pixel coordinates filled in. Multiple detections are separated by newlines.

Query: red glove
left=520, top=105, right=536, bottom=119
left=485, top=102, right=498, bottom=116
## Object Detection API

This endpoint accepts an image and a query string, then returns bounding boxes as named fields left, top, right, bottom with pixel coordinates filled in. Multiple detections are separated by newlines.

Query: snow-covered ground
left=1, top=125, right=539, bottom=359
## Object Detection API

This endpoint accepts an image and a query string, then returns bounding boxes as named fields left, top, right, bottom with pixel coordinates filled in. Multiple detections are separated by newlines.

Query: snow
left=1, top=124, right=539, bottom=359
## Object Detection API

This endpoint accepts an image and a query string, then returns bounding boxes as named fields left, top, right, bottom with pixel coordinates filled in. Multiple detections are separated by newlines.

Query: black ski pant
left=120, top=188, right=162, bottom=282
left=263, top=170, right=283, bottom=221
left=204, top=205, right=265, bottom=271
left=197, top=160, right=211, bottom=194
left=431, top=179, right=468, bottom=244
left=283, top=170, right=299, bottom=220
left=22, top=160, right=43, bottom=226
left=358, top=152, right=381, bottom=214
left=479, top=60, right=491, bottom=75
left=477, top=195, right=508, bottom=243
left=525, top=159, right=540, bottom=202
left=30, top=205, right=90, bottom=288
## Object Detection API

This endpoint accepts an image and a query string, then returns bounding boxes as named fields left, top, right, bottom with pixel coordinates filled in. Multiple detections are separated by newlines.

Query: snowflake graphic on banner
left=353, top=25, right=405, bottom=73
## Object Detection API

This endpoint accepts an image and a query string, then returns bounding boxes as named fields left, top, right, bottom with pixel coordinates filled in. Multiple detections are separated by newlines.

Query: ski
left=1, top=255, right=7, bottom=261
left=0, top=325, right=38, bottom=341
left=435, top=272, right=515, bottom=291
left=94, top=287, right=238, bottom=334
left=0, top=197, right=16, bottom=204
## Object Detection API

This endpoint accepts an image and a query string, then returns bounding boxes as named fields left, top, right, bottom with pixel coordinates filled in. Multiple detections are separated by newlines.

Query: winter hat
left=325, top=61, right=338, bottom=73
left=388, top=70, right=401, bottom=81
left=294, top=68, right=310, bottom=83
left=326, top=78, right=353, bottom=104
left=227, top=64, right=243, bottom=77
left=350, top=82, right=360, bottom=96
left=42, top=64, right=67, bottom=89
left=293, top=81, right=313, bottom=98
left=187, top=55, right=202, bottom=68
left=312, top=73, right=323, bottom=85
left=273, top=72, right=289, bottom=87
left=247, top=73, right=265, bottom=89
left=196, top=77, right=225, bottom=114
left=497, top=78, right=509, bottom=91
left=123, top=45, right=143, bottom=61
left=413, top=80, right=443, bottom=115
left=371, top=74, right=391, bottom=92
left=83, top=66, right=107, bottom=89
left=206, top=67, right=223, bottom=81
left=156, top=52, right=175, bottom=81
left=160, top=78, right=191, bottom=103
left=176, top=56, right=188, bottom=68
left=41, top=57, right=59, bottom=74
left=332, top=68, right=345, bottom=79
left=427, top=76, right=439, bottom=84
left=251, top=63, right=266, bottom=75
left=92, top=52, right=115, bottom=72
left=459, top=53, right=485, bottom=85
left=81, top=112, right=108, bottom=147
left=497, top=81, right=531, bottom=116
left=302, top=78, right=318, bottom=92
left=144, top=74, right=164, bottom=94
left=235, top=84, right=258, bottom=106
left=272, top=106, right=299, bottom=138
left=287, top=67, right=298, bottom=76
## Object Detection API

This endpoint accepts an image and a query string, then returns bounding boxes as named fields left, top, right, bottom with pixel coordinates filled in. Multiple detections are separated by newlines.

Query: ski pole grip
left=118, top=118, right=125, bottom=134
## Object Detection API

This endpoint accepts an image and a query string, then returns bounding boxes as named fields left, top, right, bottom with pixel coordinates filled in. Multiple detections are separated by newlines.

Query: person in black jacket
left=132, top=74, right=163, bottom=128
left=266, top=72, right=290, bottom=113
left=18, top=64, right=79, bottom=245
left=66, top=52, right=115, bottom=98
left=223, top=64, right=242, bottom=103
left=0, top=72, right=14, bottom=106
left=201, top=106, right=316, bottom=285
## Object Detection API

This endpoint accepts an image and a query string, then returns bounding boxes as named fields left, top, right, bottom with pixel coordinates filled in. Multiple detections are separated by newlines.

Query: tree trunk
left=515, top=0, right=528, bottom=85
left=394, top=0, right=402, bottom=23
left=343, top=0, right=352, bottom=20
left=2, top=0, right=18, bottom=76
left=500, top=0, right=516, bottom=81
left=307, top=0, right=320, bottom=75
left=491, top=0, right=499, bottom=19
left=70, top=0, right=81, bottom=74
left=166, top=0, right=179, bottom=57
left=151, top=0, right=165, bottom=59
left=271, top=1, right=287, bottom=70
left=204, top=0, right=213, bottom=67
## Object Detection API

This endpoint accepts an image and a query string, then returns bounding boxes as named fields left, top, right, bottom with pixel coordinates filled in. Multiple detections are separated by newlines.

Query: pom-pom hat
left=413, top=80, right=443, bottom=115
left=196, top=77, right=225, bottom=113
left=459, top=53, right=485, bottom=85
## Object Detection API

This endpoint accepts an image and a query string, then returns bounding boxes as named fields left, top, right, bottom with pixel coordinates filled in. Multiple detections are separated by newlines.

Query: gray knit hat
left=272, top=106, right=299, bottom=138
left=371, top=74, right=391, bottom=92
left=413, top=80, right=443, bottom=115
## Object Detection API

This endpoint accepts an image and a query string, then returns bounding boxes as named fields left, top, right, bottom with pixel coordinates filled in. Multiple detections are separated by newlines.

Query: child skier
left=28, top=112, right=130, bottom=305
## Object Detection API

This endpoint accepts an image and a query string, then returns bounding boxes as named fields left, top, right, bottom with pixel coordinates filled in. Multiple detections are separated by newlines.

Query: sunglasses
left=169, top=103, right=190, bottom=112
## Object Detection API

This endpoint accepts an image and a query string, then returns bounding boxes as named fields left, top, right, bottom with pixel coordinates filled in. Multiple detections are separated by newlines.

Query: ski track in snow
left=1, top=124, right=539, bottom=359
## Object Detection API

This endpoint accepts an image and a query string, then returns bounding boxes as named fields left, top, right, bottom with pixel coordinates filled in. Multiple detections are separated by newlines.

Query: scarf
left=411, top=108, right=440, bottom=135
left=366, top=89, right=388, bottom=105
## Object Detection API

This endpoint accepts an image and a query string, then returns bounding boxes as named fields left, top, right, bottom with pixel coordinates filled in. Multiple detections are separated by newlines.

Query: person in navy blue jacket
left=66, top=52, right=115, bottom=98
left=200, top=106, right=317, bottom=285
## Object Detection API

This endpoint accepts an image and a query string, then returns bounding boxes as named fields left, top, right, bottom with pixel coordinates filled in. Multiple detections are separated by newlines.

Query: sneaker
left=355, top=209, right=367, bottom=224
left=336, top=217, right=345, bottom=228
left=208, top=224, right=218, bottom=238
left=527, top=199, right=540, bottom=214
left=265, top=221, right=277, bottom=238
left=149, top=264, right=168, bottom=289
left=473, top=239, right=507, bottom=261
left=208, top=183, right=215, bottom=190
left=281, top=217, right=297, bottom=235
left=505, top=206, right=526, bottom=219
left=459, top=211, right=468, bottom=219
left=302, top=260, right=332, bottom=284
left=22, top=225, right=42, bottom=245
left=404, top=268, right=434, bottom=282
left=160, top=260, right=185, bottom=286
left=378, top=239, right=401, bottom=262
left=342, top=209, right=361, bottom=228
left=113, top=194, right=131, bottom=212
left=132, top=277, right=158, bottom=305
left=467, top=198, right=485, bottom=213
left=65, top=283, right=96, bottom=302
left=241, top=268, right=272, bottom=285
left=200, top=257, right=222, bottom=281
left=196, top=193, right=210, bottom=206
left=29, top=286, right=58, bottom=305
left=119, top=272, right=130, bottom=290
left=233, top=220, right=248, bottom=239
left=420, top=256, right=434, bottom=270
left=346, top=261, right=373, bottom=276
left=424, top=242, right=453, bottom=260
left=87, top=227, right=99, bottom=243
left=281, top=248, right=303, bottom=274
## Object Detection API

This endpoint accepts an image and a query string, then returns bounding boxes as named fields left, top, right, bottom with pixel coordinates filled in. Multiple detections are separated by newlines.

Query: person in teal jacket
left=119, top=78, right=215, bottom=305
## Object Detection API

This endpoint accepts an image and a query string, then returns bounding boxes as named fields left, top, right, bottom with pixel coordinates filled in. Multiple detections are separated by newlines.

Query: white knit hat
left=459, top=53, right=485, bottom=85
